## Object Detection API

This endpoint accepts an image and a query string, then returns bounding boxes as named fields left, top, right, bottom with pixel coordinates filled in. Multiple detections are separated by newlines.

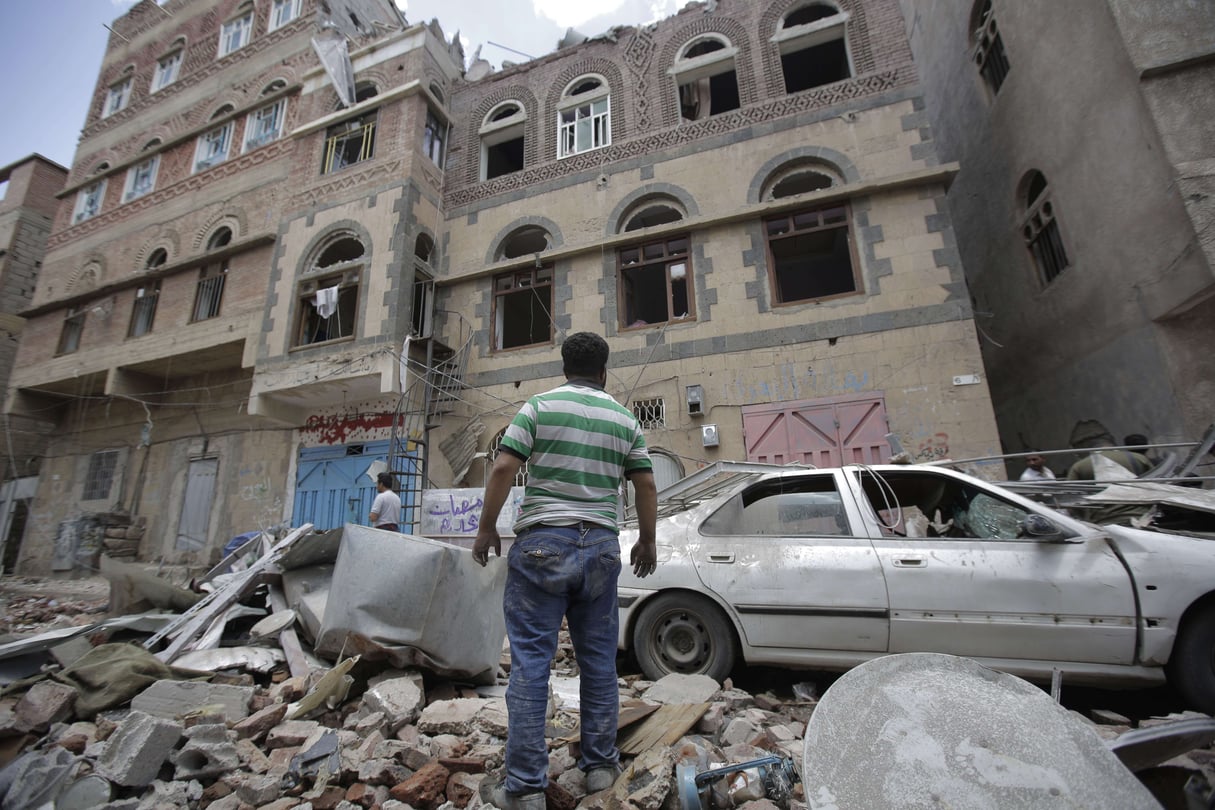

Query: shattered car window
left=857, top=471, right=1031, bottom=540
left=701, top=476, right=852, bottom=536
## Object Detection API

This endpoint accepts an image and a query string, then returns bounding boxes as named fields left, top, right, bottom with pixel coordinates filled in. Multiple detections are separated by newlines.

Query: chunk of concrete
left=363, top=674, right=425, bottom=732
left=389, top=761, right=451, bottom=809
left=642, top=673, right=720, bottom=706
left=14, top=680, right=78, bottom=731
left=266, top=718, right=323, bottom=749
left=131, top=679, right=254, bottom=723
left=579, top=745, right=674, bottom=810
left=97, top=710, right=183, bottom=787
left=172, top=721, right=241, bottom=780
left=417, top=698, right=489, bottom=736
left=802, top=652, right=1159, bottom=810
left=232, top=701, right=289, bottom=741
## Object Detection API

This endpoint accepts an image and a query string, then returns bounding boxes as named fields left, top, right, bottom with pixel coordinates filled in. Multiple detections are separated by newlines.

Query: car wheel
left=633, top=592, right=736, bottom=682
left=1169, top=603, right=1215, bottom=714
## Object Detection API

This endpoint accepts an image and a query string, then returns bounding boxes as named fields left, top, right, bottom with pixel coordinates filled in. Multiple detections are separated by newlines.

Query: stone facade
left=898, top=0, right=1215, bottom=454
left=4, top=0, right=1005, bottom=574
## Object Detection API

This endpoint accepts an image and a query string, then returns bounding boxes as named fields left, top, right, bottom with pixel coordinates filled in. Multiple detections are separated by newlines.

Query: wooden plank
left=267, top=581, right=311, bottom=680
left=617, top=703, right=710, bottom=755
left=556, top=698, right=659, bottom=746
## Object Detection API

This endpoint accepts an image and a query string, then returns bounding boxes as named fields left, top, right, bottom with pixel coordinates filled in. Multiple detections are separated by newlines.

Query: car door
left=690, top=470, right=889, bottom=653
left=849, top=468, right=1138, bottom=665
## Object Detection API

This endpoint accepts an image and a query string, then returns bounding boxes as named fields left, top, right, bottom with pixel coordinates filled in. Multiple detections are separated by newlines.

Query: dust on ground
left=0, top=574, right=111, bottom=637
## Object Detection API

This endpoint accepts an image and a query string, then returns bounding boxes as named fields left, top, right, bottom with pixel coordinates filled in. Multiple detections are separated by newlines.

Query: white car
left=617, top=463, right=1215, bottom=712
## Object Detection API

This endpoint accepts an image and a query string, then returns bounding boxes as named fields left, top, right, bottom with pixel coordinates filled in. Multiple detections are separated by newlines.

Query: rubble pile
left=0, top=581, right=109, bottom=636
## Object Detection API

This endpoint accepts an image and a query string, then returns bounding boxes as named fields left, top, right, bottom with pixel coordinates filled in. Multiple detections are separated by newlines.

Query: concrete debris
left=2, top=527, right=1214, bottom=809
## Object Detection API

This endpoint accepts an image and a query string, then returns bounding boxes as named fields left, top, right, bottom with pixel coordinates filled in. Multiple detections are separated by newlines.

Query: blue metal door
left=293, top=441, right=385, bottom=530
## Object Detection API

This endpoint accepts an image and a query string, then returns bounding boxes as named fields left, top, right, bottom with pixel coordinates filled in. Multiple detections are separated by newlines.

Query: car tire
left=1169, top=603, right=1215, bottom=714
left=633, top=592, right=737, bottom=682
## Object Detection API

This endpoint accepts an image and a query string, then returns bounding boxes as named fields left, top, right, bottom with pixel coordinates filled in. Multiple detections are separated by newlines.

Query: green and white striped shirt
left=501, top=379, right=652, bottom=533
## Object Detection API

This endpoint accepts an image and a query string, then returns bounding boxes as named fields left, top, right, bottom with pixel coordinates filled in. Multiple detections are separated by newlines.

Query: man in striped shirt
left=473, top=332, right=658, bottom=810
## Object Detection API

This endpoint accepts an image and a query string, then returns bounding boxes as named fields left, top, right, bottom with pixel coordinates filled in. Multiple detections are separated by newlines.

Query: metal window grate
left=633, top=398, right=666, bottom=430
left=83, top=450, right=119, bottom=501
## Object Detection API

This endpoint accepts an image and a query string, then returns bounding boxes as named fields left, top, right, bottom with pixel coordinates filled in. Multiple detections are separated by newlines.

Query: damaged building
left=898, top=0, right=1215, bottom=454
left=3, top=0, right=1005, bottom=574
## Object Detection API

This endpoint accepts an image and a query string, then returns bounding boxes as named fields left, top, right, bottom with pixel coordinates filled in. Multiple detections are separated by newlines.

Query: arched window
left=480, top=101, right=527, bottom=180
left=152, top=41, right=184, bottom=92
left=196, top=108, right=235, bottom=172
left=145, top=248, right=168, bottom=270
left=296, top=236, right=365, bottom=346
left=971, top=0, right=1010, bottom=95
left=414, top=233, right=434, bottom=264
left=219, top=2, right=254, bottom=57
left=557, top=75, right=610, bottom=158
left=774, top=2, right=852, bottom=93
left=672, top=34, right=740, bottom=121
left=1020, top=170, right=1069, bottom=286
left=624, top=203, right=684, bottom=232
left=761, top=160, right=842, bottom=200
left=498, top=225, right=552, bottom=261
left=206, top=227, right=233, bottom=251
left=193, top=228, right=233, bottom=322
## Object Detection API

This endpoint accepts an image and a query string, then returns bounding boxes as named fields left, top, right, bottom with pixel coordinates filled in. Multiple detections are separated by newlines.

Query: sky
left=0, top=0, right=680, bottom=172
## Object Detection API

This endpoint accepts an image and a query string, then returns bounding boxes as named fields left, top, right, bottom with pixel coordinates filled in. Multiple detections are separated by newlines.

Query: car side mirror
left=1019, top=513, right=1073, bottom=542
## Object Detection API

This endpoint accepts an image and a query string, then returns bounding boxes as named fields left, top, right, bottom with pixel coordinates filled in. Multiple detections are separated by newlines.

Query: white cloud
left=532, top=0, right=624, bottom=30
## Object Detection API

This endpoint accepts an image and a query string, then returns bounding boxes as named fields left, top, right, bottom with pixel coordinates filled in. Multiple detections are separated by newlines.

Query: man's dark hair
left=377, top=472, right=394, bottom=489
left=1124, top=434, right=1149, bottom=447
left=562, top=332, right=609, bottom=378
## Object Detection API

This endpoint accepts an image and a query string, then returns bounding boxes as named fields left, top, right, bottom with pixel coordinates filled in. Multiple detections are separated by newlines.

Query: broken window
left=83, top=450, right=120, bottom=501
left=673, top=36, right=741, bottom=121
left=855, top=470, right=1032, bottom=540
left=270, top=0, right=302, bottom=31
left=624, top=202, right=684, bottom=232
left=480, top=102, right=526, bottom=180
left=322, top=110, right=377, bottom=174
left=219, top=6, right=253, bottom=57
left=295, top=236, right=364, bottom=347
left=497, top=226, right=552, bottom=261
left=145, top=247, right=168, bottom=270
left=775, top=2, right=852, bottom=94
left=151, top=48, right=182, bottom=92
left=104, top=76, right=131, bottom=117
left=128, top=281, right=160, bottom=338
left=244, top=99, right=286, bottom=151
left=557, top=76, right=610, bottom=158
left=619, top=235, right=694, bottom=329
left=972, top=0, right=1010, bottom=94
left=1021, top=171, right=1069, bottom=286
left=764, top=204, right=860, bottom=305
left=192, top=228, right=232, bottom=322
left=702, top=475, right=852, bottom=536
left=194, top=121, right=233, bottom=172
left=493, top=266, right=552, bottom=351
left=412, top=234, right=435, bottom=338
left=632, top=398, right=666, bottom=430
left=56, top=306, right=86, bottom=356
left=124, top=155, right=159, bottom=202
left=73, top=180, right=106, bottom=224
left=423, top=107, right=446, bottom=168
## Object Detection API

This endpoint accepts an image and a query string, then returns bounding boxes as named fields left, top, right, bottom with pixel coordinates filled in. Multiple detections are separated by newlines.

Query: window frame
left=193, top=121, right=234, bottom=173
left=57, top=306, right=87, bottom=356
left=423, top=107, right=447, bottom=168
left=321, top=110, right=378, bottom=174
left=269, top=0, right=302, bottom=31
left=82, top=450, right=120, bottom=502
left=151, top=50, right=182, bottom=92
left=73, top=180, right=107, bottom=224
left=1022, top=176, right=1070, bottom=287
left=763, top=202, right=863, bottom=306
left=773, top=3, right=854, bottom=94
left=480, top=102, right=527, bottom=181
left=218, top=9, right=254, bottom=57
left=556, top=76, right=611, bottom=159
left=492, top=265, right=554, bottom=352
left=618, top=234, right=695, bottom=330
left=671, top=35, right=741, bottom=121
left=123, top=155, right=160, bottom=202
left=103, top=77, right=132, bottom=117
left=128, top=280, right=161, bottom=338
left=972, top=0, right=1011, bottom=95
left=294, top=266, right=362, bottom=347
left=243, top=98, right=287, bottom=151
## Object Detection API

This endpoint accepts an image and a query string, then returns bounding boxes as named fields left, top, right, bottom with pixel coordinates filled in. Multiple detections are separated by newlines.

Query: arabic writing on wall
left=420, top=487, right=524, bottom=536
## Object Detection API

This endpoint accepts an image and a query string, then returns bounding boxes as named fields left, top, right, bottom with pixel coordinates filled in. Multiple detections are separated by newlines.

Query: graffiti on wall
left=420, top=487, right=523, bottom=536
left=915, top=432, right=951, bottom=461
left=301, top=411, right=396, bottom=445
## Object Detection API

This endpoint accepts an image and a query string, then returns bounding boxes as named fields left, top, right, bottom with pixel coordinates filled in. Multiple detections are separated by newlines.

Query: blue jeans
left=503, top=523, right=622, bottom=795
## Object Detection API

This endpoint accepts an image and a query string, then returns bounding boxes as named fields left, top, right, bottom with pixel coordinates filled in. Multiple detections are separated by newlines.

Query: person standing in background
left=369, top=471, right=402, bottom=531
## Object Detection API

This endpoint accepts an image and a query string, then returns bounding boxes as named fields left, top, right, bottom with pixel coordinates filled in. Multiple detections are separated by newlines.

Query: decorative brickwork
left=758, top=0, right=877, bottom=99
left=444, top=69, right=904, bottom=210
left=289, top=159, right=407, bottom=209
left=460, top=87, right=542, bottom=188
left=621, top=24, right=657, bottom=132
left=542, top=58, right=630, bottom=154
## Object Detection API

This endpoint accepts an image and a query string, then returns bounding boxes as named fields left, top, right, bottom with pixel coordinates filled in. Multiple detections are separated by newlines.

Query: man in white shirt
left=369, top=472, right=402, bottom=532
left=1019, top=452, right=1056, bottom=481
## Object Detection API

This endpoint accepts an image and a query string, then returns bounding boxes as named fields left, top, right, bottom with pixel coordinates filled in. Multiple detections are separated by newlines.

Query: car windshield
left=855, top=470, right=1032, bottom=539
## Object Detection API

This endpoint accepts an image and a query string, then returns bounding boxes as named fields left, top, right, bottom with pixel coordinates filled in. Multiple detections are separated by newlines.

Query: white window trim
left=772, top=9, right=852, bottom=54
left=218, top=11, right=253, bottom=57
left=269, top=0, right=302, bottom=31
left=556, top=78, right=612, bottom=159
left=151, top=51, right=182, bottom=93
left=479, top=106, right=527, bottom=182
left=194, top=122, right=234, bottom=172
left=243, top=99, right=287, bottom=151
left=73, top=180, right=107, bottom=223
left=123, top=156, right=160, bottom=202
left=669, top=38, right=739, bottom=83
left=104, top=78, right=131, bottom=117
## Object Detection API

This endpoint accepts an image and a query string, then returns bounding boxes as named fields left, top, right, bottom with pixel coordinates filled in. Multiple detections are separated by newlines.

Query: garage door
left=742, top=393, right=889, bottom=467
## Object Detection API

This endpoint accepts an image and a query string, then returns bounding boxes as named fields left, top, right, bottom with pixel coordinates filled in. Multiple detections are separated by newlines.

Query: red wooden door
left=742, top=393, right=889, bottom=467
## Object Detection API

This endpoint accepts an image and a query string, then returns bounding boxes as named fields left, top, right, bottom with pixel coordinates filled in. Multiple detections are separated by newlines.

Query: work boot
left=585, top=766, right=621, bottom=793
left=480, top=774, right=545, bottom=810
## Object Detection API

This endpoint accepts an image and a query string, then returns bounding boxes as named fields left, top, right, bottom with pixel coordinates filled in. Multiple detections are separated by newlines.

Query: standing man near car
left=472, top=331, right=658, bottom=810
left=369, top=471, right=402, bottom=532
